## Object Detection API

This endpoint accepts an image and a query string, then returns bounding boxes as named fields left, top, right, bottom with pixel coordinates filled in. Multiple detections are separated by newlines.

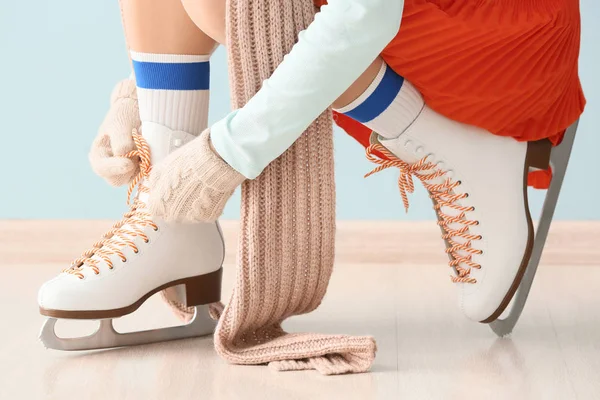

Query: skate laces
left=64, top=130, right=157, bottom=279
left=365, top=142, right=483, bottom=284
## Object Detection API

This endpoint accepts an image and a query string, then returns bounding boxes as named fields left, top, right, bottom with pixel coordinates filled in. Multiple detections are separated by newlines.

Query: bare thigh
left=120, top=0, right=217, bottom=55
left=181, top=0, right=227, bottom=46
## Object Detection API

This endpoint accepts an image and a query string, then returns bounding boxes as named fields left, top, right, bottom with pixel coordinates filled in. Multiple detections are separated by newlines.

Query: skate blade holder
left=39, top=305, right=216, bottom=351
left=490, top=120, right=579, bottom=337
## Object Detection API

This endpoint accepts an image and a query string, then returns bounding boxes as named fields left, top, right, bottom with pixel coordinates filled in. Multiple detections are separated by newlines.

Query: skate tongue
left=141, top=122, right=198, bottom=165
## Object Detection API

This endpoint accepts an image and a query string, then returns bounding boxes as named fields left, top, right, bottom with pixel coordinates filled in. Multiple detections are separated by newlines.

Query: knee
left=181, top=0, right=226, bottom=45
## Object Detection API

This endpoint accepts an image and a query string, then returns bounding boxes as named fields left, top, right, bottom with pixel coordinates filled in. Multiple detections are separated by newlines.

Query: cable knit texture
left=89, top=79, right=141, bottom=187
left=199, top=0, right=377, bottom=375
left=148, top=129, right=245, bottom=222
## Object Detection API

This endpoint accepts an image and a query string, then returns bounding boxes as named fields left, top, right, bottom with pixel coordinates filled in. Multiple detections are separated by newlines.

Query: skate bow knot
left=365, top=141, right=483, bottom=284
left=364, top=143, right=443, bottom=212
left=63, top=130, right=157, bottom=279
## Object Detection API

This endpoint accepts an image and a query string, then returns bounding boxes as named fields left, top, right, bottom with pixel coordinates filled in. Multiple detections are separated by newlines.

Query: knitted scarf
left=210, top=0, right=376, bottom=375
left=162, top=0, right=376, bottom=375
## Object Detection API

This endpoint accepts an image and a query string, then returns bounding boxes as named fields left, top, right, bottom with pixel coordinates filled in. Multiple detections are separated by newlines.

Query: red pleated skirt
left=315, top=0, right=586, bottom=188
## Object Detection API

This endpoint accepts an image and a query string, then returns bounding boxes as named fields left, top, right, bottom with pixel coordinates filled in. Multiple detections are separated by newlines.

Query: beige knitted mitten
left=148, top=129, right=245, bottom=222
left=89, top=79, right=141, bottom=187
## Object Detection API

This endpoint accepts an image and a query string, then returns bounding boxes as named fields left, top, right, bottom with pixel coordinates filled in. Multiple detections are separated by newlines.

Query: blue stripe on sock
left=132, top=60, right=210, bottom=90
left=344, top=66, right=404, bottom=123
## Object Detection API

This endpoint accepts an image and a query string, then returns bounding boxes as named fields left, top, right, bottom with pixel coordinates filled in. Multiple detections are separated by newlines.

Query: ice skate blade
left=39, top=305, right=216, bottom=351
left=490, top=120, right=578, bottom=337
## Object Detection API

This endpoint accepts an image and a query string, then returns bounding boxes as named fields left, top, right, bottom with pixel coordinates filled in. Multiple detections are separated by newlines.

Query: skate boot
left=38, top=122, right=225, bottom=351
left=365, top=105, right=577, bottom=328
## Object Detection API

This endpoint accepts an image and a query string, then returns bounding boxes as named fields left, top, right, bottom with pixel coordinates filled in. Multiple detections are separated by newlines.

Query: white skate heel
left=39, top=124, right=225, bottom=351
left=366, top=105, right=578, bottom=326
left=490, top=120, right=579, bottom=337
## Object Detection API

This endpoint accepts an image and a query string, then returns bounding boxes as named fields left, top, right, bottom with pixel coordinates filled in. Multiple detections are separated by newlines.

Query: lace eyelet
left=153, top=227, right=159, bottom=232
left=133, top=249, right=139, bottom=254
left=121, top=258, right=127, bottom=263
left=477, top=235, right=483, bottom=240
left=144, top=239, right=150, bottom=244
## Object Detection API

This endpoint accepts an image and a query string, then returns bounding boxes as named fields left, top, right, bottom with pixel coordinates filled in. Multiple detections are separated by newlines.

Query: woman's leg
left=38, top=1, right=228, bottom=347
left=122, top=0, right=222, bottom=321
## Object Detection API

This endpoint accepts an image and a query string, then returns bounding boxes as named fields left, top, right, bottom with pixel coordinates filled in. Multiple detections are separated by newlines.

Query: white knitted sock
left=131, top=51, right=211, bottom=136
left=335, top=62, right=424, bottom=139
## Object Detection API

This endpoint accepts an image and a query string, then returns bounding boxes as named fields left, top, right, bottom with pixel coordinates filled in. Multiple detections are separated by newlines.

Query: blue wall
left=1, top=1, right=598, bottom=220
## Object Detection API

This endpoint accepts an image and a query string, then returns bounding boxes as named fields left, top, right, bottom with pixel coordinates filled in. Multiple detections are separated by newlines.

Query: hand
left=89, top=79, right=141, bottom=187
left=148, top=130, right=246, bottom=222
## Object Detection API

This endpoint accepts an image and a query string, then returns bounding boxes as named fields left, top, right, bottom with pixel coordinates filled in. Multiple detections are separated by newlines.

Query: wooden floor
left=1, top=221, right=599, bottom=400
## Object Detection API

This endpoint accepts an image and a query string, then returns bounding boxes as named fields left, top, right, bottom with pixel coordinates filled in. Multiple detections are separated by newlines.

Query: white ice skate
left=38, top=123, right=225, bottom=351
left=366, top=106, right=577, bottom=335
